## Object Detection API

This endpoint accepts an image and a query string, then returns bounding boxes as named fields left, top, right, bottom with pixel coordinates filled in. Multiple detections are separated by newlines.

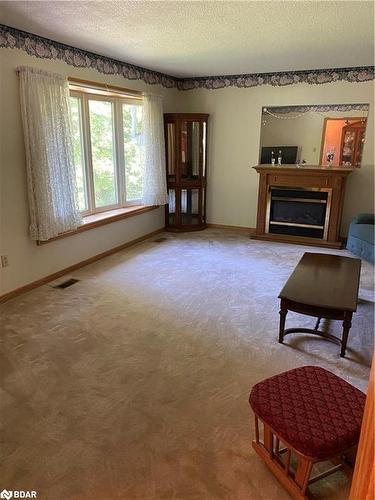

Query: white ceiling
left=0, top=1, right=374, bottom=78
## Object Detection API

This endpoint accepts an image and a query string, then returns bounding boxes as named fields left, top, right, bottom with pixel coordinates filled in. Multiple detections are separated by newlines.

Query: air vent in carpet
left=53, top=278, right=80, bottom=289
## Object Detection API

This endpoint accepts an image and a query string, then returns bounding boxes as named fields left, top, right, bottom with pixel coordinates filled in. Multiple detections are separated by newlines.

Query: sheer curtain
left=142, top=93, right=168, bottom=206
left=18, top=66, right=82, bottom=241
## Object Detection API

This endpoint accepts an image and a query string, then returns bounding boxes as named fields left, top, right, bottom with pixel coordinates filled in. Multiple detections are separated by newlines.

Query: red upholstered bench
left=249, top=366, right=366, bottom=500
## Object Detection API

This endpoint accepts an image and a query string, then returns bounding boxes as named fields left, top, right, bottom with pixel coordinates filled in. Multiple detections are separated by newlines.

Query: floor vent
left=154, top=237, right=168, bottom=243
left=53, top=278, right=80, bottom=289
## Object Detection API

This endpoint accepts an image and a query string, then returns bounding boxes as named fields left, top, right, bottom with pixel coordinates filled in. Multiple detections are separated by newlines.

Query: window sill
left=37, top=205, right=158, bottom=245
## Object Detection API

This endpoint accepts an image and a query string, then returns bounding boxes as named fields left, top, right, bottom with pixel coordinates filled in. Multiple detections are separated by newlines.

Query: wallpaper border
left=1, top=24, right=374, bottom=91
left=177, top=68, right=375, bottom=90
left=0, top=24, right=178, bottom=88
left=263, top=104, right=370, bottom=114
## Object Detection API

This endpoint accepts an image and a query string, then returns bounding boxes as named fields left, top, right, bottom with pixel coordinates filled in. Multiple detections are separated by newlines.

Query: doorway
left=320, top=117, right=367, bottom=167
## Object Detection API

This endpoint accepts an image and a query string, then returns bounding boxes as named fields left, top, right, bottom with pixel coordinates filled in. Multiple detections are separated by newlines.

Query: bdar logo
left=0, top=490, right=12, bottom=500
left=0, top=492, right=36, bottom=499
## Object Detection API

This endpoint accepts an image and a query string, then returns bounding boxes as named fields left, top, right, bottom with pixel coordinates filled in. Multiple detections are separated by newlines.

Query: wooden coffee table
left=278, top=252, right=361, bottom=357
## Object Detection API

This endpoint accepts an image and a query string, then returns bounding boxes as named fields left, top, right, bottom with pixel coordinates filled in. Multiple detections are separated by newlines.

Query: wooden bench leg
left=251, top=418, right=313, bottom=500
left=295, top=455, right=314, bottom=496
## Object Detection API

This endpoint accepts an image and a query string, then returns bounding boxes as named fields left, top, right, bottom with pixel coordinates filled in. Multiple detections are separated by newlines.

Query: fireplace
left=266, top=187, right=332, bottom=239
left=252, top=165, right=354, bottom=249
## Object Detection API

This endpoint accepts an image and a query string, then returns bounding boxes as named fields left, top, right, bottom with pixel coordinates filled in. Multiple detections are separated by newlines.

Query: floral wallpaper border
left=178, top=68, right=375, bottom=90
left=0, top=24, right=178, bottom=88
left=1, top=24, right=374, bottom=91
left=263, top=104, right=370, bottom=114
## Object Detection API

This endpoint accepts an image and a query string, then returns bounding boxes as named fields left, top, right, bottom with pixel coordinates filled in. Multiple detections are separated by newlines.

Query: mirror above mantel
left=259, top=104, right=369, bottom=168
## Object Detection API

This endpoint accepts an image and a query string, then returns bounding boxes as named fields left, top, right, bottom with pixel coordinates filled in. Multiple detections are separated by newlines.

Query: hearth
left=266, top=187, right=331, bottom=239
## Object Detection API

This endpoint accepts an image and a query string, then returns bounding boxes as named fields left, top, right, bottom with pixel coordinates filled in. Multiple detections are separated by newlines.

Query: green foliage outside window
left=69, top=94, right=144, bottom=212
left=89, top=100, right=117, bottom=207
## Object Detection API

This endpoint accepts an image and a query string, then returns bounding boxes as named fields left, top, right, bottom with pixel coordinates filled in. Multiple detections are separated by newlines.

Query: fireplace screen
left=267, top=188, right=331, bottom=239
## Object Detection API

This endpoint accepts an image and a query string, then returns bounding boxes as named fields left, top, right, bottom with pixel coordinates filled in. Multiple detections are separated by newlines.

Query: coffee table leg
left=340, top=311, right=352, bottom=357
left=279, top=300, right=288, bottom=343
left=314, top=317, right=322, bottom=331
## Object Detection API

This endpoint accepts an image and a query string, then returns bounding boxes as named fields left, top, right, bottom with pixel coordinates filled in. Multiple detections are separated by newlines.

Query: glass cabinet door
left=180, top=121, right=206, bottom=179
left=340, top=121, right=366, bottom=167
left=341, top=129, right=356, bottom=166
left=167, top=189, right=176, bottom=225
left=181, top=189, right=200, bottom=225
left=167, top=122, right=177, bottom=180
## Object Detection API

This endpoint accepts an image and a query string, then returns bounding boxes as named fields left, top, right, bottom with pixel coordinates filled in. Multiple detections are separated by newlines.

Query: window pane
left=69, top=96, right=87, bottom=211
left=89, top=99, right=117, bottom=207
left=123, top=103, right=144, bottom=201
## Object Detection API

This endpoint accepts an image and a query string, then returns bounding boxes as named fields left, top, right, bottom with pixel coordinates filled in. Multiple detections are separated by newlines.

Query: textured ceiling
left=0, top=1, right=374, bottom=78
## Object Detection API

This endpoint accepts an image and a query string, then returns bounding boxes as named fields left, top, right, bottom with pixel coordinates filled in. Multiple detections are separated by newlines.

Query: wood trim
left=37, top=206, right=158, bottom=245
left=164, top=113, right=209, bottom=121
left=0, top=228, right=164, bottom=304
left=207, top=223, right=256, bottom=234
left=68, top=77, right=143, bottom=99
left=253, top=164, right=356, bottom=174
left=251, top=232, right=343, bottom=249
left=319, top=117, right=329, bottom=165
left=165, top=224, right=207, bottom=233
left=349, top=357, right=374, bottom=500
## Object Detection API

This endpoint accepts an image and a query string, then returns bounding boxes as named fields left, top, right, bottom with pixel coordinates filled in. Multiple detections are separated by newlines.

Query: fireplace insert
left=266, top=187, right=332, bottom=239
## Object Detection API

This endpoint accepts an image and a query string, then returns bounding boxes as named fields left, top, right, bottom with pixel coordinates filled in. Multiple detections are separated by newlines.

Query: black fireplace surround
left=268, top=187, right=329, bottom=239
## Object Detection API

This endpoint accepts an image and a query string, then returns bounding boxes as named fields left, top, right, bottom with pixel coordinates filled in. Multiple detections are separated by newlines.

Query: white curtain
left=142, top=93, right=168, bottom=206
left=18, top=66, right=82, bottom=241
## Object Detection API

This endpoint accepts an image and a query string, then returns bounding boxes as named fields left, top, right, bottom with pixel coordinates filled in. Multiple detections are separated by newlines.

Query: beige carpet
left=1, top=229, right=373, bottom=500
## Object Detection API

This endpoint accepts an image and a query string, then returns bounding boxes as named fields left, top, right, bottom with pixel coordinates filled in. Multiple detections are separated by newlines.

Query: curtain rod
left=68, top=77, right=143, bottom=100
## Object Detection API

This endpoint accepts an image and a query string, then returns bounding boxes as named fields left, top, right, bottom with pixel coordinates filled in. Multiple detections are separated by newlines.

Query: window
left=69, top=87, right=144, bottom=215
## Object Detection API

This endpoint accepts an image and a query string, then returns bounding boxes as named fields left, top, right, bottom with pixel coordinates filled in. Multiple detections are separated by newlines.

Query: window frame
left=69, top=87, right=144, bottom=216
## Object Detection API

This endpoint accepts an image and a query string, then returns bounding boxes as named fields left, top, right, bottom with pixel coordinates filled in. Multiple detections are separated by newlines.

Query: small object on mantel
left=277, top=150, right=282, bottom=166
left=251, top=164, right=356, bottom=249
left=271, top=150, right=275, bottom=165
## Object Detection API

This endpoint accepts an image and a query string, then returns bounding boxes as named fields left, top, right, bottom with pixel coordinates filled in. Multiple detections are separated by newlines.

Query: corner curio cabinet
left=164, top=113, right=209, bottom=231
left=340, top=120, right=366, bottom=167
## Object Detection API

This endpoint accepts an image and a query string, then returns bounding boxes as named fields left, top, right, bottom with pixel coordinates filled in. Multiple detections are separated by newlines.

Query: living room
left=0, top=1, right=374, bottom=499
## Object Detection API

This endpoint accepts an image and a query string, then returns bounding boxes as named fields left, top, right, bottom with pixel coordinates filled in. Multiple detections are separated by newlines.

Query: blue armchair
left=347, top=214, right=374, bottom=263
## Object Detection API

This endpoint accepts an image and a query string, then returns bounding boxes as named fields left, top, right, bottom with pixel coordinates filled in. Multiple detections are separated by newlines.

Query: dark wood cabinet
left=340, top=120, right=366, bottom=167
left=164, top=113, right=209, bottom=231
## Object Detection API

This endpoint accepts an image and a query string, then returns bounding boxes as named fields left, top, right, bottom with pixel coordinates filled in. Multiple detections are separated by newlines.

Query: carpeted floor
left=1, top=229, right=373, bottom=500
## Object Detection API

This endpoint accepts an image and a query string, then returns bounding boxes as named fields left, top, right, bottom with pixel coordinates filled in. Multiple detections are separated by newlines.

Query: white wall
left=1, top=45, right=374, bottom=296
left=0, top=48, right=181, bottom=295
left=178, top=82, right=374, bottom=232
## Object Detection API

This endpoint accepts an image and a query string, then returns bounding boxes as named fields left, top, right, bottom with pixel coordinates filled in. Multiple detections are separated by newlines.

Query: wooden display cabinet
left=340, top=120, right=367, bottom=167
left=164, top=113, right=209, bottom=232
